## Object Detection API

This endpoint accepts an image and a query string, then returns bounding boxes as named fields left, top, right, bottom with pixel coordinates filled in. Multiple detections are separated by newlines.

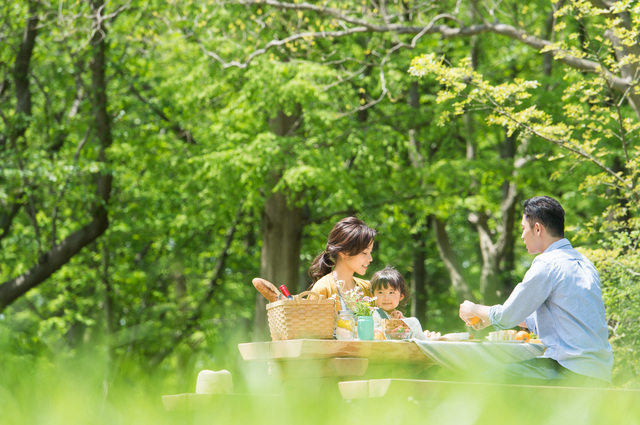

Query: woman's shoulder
left=354, top=276, right=371, bottom=287
left=354, top=277, right=372, bottom=296
left=313, top=274, right=332, bottom=286
left=354, top=276, right=370, bottom=285
left=309, top=274, right=337, bottom=303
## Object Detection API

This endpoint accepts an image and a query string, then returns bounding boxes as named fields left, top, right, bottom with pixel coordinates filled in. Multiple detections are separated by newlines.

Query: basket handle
left=294, top=290, right=325, bottom=304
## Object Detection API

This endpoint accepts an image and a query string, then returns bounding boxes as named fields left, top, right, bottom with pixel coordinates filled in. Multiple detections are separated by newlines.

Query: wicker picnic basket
left=266, top=291, right=336, bottom=341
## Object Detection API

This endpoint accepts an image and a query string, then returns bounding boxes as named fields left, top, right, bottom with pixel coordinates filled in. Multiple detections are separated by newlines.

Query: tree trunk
left=253, top=106, right=304, bottom=341
left=101, top=239, right=114, bottom=398
left=432, top=216, right=473, bottom=302
left=0, top=0, right=113, bottom=311
left=468, top=211, right=501, bottom=304
left=500, top=131, right=518, bottom=295
left=175, top=271, right=190, bottom=391
left=12, top=1, right=38, bottom=135
left=411, top=228, right=427, bottom=321
left=253, top=192, right=303, bottom=341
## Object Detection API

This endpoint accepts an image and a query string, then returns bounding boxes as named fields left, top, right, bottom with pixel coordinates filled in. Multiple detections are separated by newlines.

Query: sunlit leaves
left=410, top=0, right=640, bottom=385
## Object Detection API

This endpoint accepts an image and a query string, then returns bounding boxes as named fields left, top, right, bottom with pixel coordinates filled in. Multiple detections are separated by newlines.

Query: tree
left=408, top=0, right=640, bottom=384
left=0, top=0, right=114, bottom=312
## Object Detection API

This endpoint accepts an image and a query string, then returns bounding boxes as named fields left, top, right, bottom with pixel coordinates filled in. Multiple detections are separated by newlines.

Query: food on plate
left=423, top=329, right=442, bottom=340
left=488, top=329, right=531, bottom=341
left=438, top=332, right=472, bottom=341
left=382, top=319, right=413, bottom=340
left=528, top=333, right=542, bottom=343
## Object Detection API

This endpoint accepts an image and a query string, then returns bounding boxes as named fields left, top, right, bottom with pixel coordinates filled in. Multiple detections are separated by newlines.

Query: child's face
left=374, top=285, right=404, bottom=314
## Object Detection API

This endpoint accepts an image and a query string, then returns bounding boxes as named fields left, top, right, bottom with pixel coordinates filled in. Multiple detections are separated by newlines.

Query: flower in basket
left=336, top=281, right=377, bottom=317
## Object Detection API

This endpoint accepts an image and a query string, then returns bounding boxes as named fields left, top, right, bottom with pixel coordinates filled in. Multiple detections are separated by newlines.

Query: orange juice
left=467, top=316, right=481, bottom=326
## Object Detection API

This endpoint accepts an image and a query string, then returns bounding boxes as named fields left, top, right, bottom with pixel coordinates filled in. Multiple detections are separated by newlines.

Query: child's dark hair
left=371, top=266, right=410, bottom=307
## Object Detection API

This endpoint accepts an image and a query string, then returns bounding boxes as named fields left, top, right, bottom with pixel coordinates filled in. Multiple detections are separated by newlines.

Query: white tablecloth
left=413, top=340, right=545, bottom=371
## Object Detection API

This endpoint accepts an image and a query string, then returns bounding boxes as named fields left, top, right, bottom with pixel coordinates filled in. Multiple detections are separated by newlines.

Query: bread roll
left=252, top=278, right=281, bottom=303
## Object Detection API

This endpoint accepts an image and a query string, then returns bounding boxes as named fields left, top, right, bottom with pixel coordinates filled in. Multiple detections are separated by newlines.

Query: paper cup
left=195, top=369, right=233, bottom=394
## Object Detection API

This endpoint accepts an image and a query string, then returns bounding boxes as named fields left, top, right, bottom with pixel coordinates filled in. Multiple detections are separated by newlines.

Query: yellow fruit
left=337, top=319, right=353, bottom=331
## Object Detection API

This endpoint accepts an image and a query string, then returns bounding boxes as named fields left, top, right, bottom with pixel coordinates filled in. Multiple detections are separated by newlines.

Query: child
left=370, top=266, right=410, bottom=329
left=371, top=266, right=438, bottom=340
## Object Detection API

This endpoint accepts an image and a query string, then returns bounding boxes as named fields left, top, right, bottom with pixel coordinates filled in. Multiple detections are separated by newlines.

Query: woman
left=308, top=216, right=376, bottom=304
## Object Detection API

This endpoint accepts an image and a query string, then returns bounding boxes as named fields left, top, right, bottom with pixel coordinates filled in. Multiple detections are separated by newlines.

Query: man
left=459, top=196, right=613, bottom=385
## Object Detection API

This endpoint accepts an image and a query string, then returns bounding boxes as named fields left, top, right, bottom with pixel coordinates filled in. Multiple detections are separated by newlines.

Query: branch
left=127, top=80, right=197, bottom=145
left=0, top=198, right=24, bottom=243
left=209, top=2, right=634, bottom=95
left=197, top=27, right=371, bottom=69
left=51, top=128, right=91, bottom=245
left=0, top=0, right=115, bottom=313
left=148, top=202, right=244, bottom=368
left=432, top=215, right=474, bottom=302
left=0, top=213, right=109, bottom=312
left=494, top=107, right=637, bottom=200
left=301, top=193, right=420, bottom=226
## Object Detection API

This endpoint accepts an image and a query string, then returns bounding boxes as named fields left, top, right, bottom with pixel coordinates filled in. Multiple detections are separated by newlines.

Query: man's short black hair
left=523, top=196, right=565, bottom=238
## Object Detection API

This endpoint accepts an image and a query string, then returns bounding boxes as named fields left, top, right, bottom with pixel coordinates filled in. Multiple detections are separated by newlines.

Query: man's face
left=521, top=215, right=542, bottom=255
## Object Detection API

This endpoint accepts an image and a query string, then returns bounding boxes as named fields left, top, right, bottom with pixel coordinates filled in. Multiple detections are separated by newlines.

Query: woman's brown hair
left=308, top=216, right=376, bottom=283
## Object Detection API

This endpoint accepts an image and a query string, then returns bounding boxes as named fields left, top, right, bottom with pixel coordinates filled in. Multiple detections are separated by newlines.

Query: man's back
left=528, top=239, right=613, bottom=382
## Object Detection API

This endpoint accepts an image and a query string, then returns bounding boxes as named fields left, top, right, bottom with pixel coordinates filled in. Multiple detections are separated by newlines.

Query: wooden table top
left=238, top=338, right=546, bottom=369
left=238, top=339, right=431, bottom=363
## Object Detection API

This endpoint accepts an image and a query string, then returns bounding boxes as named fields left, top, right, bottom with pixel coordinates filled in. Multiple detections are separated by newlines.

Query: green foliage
left=409, top=0, right=640, bottom=386
left=583, top=215, right=640, bottom=387
left=2, top=0, right=639, bottom=391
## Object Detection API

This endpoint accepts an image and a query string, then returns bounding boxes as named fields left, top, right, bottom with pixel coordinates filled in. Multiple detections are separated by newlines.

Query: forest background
left=2, top=0, right=640, bottom=421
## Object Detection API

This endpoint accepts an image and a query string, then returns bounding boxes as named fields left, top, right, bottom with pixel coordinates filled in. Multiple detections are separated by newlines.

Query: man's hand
left=459, top=300, right=491, bottom=330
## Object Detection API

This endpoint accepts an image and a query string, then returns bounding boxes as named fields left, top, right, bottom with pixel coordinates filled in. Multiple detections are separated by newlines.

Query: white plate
left=437, top=332, right=472, bottom=341
left=484, top=337, right=525, bottom=343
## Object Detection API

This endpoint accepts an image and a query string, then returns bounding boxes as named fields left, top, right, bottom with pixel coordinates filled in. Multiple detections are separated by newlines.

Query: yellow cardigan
left=310, top=273, right=372, bottom=311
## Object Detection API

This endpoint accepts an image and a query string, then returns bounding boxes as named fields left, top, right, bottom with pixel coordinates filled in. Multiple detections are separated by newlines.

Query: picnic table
left=238, top=338, right=546, bottom=383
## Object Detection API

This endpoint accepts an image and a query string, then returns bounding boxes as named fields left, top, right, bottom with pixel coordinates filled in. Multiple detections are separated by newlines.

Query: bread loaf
left=252, top=278, right=281, bottom=303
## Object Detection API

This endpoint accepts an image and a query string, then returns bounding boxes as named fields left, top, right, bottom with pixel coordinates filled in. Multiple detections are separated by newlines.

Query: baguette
left=252, top=278, right=281, bottom=303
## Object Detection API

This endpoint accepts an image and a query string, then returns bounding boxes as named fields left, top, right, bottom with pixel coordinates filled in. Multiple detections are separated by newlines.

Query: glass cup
left=336, top=310, right=356, bottom=340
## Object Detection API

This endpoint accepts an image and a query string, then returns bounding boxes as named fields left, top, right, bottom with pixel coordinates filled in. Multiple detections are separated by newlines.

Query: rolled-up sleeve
left=489, top=259, right=556, bottom=329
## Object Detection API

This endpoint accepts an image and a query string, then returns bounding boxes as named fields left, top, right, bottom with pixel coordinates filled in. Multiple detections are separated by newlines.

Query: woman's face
left=339, top=241, right=374, bottom=276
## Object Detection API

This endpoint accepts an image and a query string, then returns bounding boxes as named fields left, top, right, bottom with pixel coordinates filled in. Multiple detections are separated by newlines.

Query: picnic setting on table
left=241, top=277, right=547, bottom=376
left=163, top=209, right=638, bottom=417
left=163, top=276, right=549, bottom=412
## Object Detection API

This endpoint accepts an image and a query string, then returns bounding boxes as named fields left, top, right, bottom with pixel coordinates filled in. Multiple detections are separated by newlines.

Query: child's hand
left=389, top=310, right=404, bottom=319
left=423, top=329, right=441, bottom=340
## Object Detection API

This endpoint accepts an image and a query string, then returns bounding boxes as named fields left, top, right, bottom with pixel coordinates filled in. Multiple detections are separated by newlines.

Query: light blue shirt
left=489, top=238, right=613, bottom=382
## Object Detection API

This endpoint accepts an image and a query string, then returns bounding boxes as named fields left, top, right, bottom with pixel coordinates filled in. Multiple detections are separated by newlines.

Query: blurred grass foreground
left=2, top=340, right=640, bottom=425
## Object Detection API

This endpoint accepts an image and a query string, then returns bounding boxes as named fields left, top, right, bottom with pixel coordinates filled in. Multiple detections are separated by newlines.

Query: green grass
left=2, top=344, right=639, bottom=425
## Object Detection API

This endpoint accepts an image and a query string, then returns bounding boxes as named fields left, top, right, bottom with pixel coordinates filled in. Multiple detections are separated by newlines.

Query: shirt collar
left=543, top=238, right=571, bottom=253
